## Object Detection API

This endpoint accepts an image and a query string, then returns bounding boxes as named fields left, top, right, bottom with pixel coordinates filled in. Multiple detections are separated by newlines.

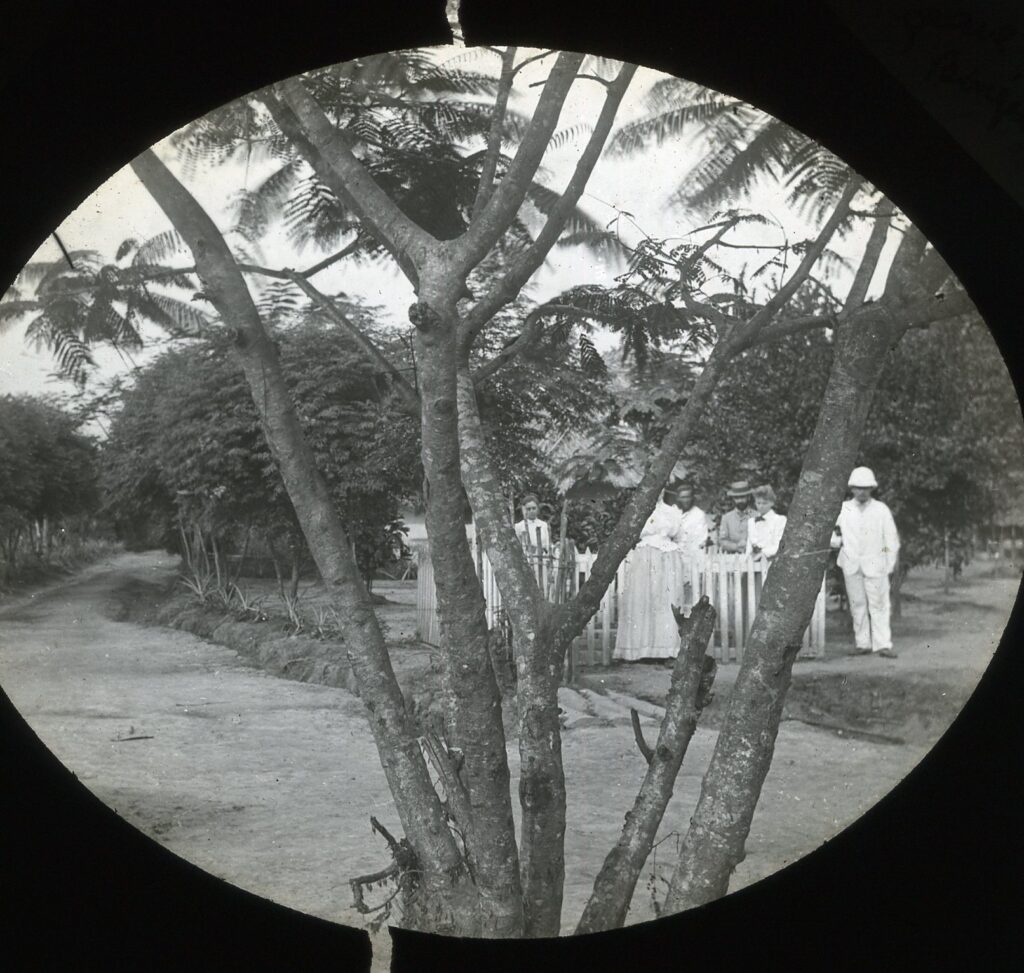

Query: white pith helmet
left=848, top=466, right=878, bottom=489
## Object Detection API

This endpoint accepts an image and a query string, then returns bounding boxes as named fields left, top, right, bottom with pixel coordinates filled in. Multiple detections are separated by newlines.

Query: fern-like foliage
left=159, top=48, right=630, bottom=278
left=0, top=231, right=215, bottom=384
left=611, top=76, right=862, bottom=223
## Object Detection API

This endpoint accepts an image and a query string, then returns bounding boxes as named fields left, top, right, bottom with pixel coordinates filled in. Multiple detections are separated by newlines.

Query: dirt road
left=0, top=552, right=1010, bottom=954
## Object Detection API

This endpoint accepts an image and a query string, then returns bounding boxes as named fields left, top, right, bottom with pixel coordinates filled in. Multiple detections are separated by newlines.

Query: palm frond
left=131, top=290, right=213, bottom=337
left=25, top=310, right=95, bottom=386
left=0, top=300, right=41, bottom=327
left=578, top=334, right=608, bottom=376
left=524, top=182, right=613, bottom=243
left=255, top=280, right=303, bottom=325
left=609, top=93, right=739, bottom=154
left=546, top=121, right=596, bottom=151
left=134, top=230, right=189, bottom=266
left=229, top=160, right=302, bottom=242
left=406, top=67, right=500, bottom=98
left=679, top=117, right=806, bottom=213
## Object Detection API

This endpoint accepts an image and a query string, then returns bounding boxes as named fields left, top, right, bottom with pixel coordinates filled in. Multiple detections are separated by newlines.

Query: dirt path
left=0, top=552, right=1011, bottom=953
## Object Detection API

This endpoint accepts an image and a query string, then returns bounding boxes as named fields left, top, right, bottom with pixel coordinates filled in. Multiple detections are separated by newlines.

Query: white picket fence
left=415, top=540, right=826, bottom=664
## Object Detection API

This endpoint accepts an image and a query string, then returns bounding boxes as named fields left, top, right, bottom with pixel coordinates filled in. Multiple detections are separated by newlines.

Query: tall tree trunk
left=576, top=599, right=717, bottom=933
left=130, top=149, right=480, bottom=935
left=514, top=623, right=567, bottom=936
left=455, top=367, right=565, bottom=936
left=890, top=557, right=907, bottom=620
left=663, top=305, right=907, bottom=912
left=414, top=308, right=524, bottom=937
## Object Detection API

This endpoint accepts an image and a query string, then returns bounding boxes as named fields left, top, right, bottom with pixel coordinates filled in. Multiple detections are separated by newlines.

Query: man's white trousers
left=842, top=568, right=892, bottom=650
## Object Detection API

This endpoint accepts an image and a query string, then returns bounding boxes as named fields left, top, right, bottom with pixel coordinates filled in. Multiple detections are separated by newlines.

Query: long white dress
left=614, top=501, right=690, bottom=660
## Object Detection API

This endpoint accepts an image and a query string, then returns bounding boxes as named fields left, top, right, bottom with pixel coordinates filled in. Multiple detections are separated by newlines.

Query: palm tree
left=611, top=75, right=866, bottom=223
left=3, top=49, right=625, bottom=386
left=0, top=240, right=208, bottom=384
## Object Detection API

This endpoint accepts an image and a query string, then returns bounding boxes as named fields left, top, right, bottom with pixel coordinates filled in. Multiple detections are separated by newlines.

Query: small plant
left=228, top=583, right=268, bottom=622
left=310, top=604, right=341, bottom=640
left=180, top=566, right=217, bottom=605
left=281, top=589, right=305, bottom=634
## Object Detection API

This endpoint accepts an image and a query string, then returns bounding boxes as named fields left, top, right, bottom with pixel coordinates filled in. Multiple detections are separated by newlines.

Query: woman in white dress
left=614, top=486, right=689, bottom=661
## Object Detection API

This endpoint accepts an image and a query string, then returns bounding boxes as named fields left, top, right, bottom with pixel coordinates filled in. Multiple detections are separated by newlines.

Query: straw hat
left=726, top=480, right=753, bottom=498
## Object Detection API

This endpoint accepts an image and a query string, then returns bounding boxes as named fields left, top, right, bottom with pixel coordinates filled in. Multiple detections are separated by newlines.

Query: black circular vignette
left=1, top=2, right=1021, bottom=971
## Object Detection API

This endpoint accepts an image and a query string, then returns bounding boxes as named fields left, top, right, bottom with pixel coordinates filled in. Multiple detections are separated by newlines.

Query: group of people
left=512, top=465, right=900, bottom=662
left=613, top=478, right=788, bottom=660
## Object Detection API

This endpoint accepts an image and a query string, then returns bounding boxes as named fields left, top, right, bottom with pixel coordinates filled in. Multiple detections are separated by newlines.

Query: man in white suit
left=831, top=467, right=900, bottom=658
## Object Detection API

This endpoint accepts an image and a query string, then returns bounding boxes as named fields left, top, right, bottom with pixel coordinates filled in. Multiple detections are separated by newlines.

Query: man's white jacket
left=832, top=498, right=900, bottom=577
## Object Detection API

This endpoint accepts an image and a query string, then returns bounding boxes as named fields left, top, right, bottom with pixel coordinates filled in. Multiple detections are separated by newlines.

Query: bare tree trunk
left=576, top=598, right=716, bottom=933
left=130, top=149, right=479, bottom=935
left=414, top=311, right=524, bottom=937
left=890, top=556, right=907, bottom=619
left=663, top=305, right=908, bottom=913
left=455, top=367, right=566, bottom=936
left=287, top=533, right=301, bottom=602
left=231, top=524, right=252, bottom=586
left=266, top=533, right=286, bottom=601
left=514, top=625, right=567, bottom=936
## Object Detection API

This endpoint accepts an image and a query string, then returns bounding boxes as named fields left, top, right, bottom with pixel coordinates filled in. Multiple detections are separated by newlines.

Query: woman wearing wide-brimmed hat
left=614, top=483, right=689, bottom=661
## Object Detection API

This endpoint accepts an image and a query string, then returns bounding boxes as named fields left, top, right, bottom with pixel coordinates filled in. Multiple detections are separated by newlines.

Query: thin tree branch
left=471, top=46, right=517, bottom=221
left=458, top=62, right=638, bottom=350
left=511, top=50, right=558, bottom=76
left=842, top=197, right=894, bottom=312
left=455, top=365, right=543, bottom=618
left=576, top=598, right=717, bottom=933
left=574, top=74, right=614, bottom=88
left=556, top=335, right=734, bottom=640
left=452, top=51, right=587, bottom=277
left=421, top=730, right=473, bottom=835
left=630, top=709, right=654, bottom=764
left=281, top=270, right=420, bottom=412
left=470, top=308, right=547, bottom=384
left=300, top=238, right=362, bottom=278
left=727, top=177, right=862, bottom=355
left=470, top=301, right=617, bottom=383
left=260, top=84, right=433, bottom=286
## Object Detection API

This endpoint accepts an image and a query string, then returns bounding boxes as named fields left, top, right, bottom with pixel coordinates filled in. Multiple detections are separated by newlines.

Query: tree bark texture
left=576, top=598, right=717, bottom=934
left=129, top=150, right=481, bottom=935
left=414, top=311, right=524, bottom=937
left=664, top=304, right=908, bottom=913
left=513, top=623, right=567, bottom=937
left=455, top=366, right=567, bottom=936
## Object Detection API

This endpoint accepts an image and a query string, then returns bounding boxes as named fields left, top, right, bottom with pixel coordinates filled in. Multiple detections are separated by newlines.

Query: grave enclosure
left=415, top=535, right=827, bottom=668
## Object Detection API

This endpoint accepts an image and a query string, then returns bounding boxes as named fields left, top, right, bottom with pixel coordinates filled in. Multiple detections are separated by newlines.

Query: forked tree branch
left=263, top=81, right=435, bottom=285
left=459, top=62, right=638, bottom=352
left=452, top=51, right=586, bottom=276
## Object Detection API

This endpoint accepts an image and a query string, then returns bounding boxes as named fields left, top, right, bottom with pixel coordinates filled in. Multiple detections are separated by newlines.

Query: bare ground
left=0, top=551, right=1017, bottom=954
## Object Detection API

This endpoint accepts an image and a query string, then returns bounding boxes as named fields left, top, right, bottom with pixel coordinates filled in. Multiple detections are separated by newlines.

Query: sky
left=0, top=46, right=897, bottom=407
